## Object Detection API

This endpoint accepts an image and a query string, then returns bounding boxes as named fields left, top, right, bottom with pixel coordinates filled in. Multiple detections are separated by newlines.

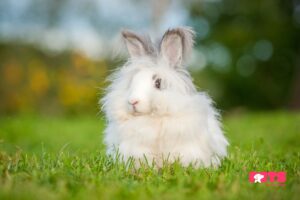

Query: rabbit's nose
left=128, top=99, right=139, bottom=106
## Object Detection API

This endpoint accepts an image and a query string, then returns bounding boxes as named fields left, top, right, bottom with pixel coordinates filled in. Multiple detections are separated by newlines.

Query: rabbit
left=101, top=27, right=229, bottom=168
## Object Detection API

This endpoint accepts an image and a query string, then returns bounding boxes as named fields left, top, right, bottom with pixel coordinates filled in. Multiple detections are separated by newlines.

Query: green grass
left=0, top=112, right=299, bottom=200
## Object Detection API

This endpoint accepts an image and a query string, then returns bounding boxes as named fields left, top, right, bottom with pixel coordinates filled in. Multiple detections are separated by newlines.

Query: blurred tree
left=188, top=0, right=300, bottom=110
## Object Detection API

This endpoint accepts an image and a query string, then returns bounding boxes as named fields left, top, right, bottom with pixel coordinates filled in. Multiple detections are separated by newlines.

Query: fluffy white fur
left=101, top=27, right=229, bottom=168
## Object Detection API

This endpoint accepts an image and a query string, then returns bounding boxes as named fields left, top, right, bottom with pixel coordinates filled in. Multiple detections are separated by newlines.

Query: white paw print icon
left=254, top=173, right=264, bottom=183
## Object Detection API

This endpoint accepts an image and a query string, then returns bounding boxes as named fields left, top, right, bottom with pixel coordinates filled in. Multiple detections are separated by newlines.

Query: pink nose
left=129, top=100, right=139, bottom=106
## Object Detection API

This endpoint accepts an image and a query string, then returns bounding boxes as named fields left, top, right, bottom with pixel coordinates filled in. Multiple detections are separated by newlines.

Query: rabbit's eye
left=155, top=78, right=161, bottom=89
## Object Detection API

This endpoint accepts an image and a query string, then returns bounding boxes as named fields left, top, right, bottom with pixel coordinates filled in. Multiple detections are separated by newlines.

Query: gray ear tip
left=175, top=26, right=195, bottom=32
left=121, top=29, right=136, bottom=39
left=163, top=26, right=196, bottom=40
left=176, top=26, right=196, bottom=38
left=121, top=29, right=127, bottom=37
left=183, top=26, right=195, bottom=32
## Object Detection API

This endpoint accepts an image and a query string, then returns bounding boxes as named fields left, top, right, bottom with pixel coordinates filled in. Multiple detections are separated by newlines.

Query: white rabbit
left=101, top=27, right=229, bottom=168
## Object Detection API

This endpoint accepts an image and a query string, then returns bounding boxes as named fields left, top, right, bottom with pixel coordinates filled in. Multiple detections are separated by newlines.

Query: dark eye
left=155, top=78, right=161, bottom=89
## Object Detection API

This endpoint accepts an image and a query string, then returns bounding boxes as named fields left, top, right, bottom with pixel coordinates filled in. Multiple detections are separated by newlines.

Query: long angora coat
left=101, top=27, right=229, bottom=168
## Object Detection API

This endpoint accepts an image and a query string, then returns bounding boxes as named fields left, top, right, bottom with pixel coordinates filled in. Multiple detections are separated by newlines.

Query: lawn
left=0, top=112, right=299, bottom=200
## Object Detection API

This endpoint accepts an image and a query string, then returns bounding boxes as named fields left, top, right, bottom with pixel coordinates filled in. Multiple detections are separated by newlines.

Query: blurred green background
left=0, top=0, right=299, bottom=115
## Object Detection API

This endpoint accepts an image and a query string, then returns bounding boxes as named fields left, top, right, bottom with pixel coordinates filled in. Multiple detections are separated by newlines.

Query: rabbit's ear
left=122, top=30, right=154, bottom=58
left=160, top=27, right=195, bottom=68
